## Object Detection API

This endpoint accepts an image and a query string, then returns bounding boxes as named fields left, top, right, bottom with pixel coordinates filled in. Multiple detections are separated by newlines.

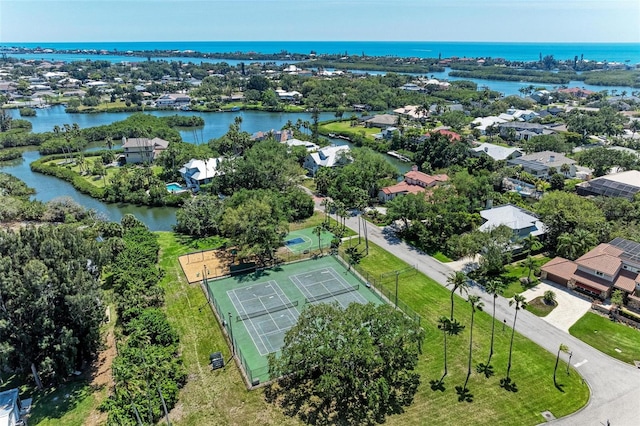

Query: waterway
left=1, top=108, right=410, bottom=230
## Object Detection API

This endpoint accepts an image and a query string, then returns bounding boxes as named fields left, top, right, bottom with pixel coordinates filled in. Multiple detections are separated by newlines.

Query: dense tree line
left=0, top=225, right=105, bottom=385
left=101, top=215, right=186, bottom=424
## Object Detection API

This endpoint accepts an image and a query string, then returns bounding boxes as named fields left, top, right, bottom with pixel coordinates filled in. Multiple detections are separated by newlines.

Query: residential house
left=0, top=388, right=31, bottom=426
left=498, top=122, right=550, bottom=140
left=379, top=165, right=448, bottom=202
left=393, top=105, right=427, bottom=120
left=364, top=114, right=398, bottom=129
left=506, top=108, right=539, bottom=122
left=507, top=151, right=577, bottom=179
left=155, top=93, right=191, bottom=107
left=121, top=136, right=169, bottom=164
left=374, top=126, right=399, bottom=141
left=179, top=157, right=224, bottom=191
left=275, top=89, right=302, bottom=101
left=471, top=143, right=523, bottom=161
left=478, top=204, right=546, bottom=241
left=471, top=116, right=507, bottom=135
left=541, top=238, right=640, bottom=305
left=425, top=128, right=462, bottom=142
left=251, top=129, right=294, bottom=142
left=283, top=138, right=319, bottom=152
left=576, top=170, right=640, bottom=200
left=303, top=145, right=352, bottom=176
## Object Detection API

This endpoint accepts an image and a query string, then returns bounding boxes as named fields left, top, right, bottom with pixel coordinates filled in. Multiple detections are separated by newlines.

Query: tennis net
left=236, top=300, right=299, bottom=322
left=305, top=284, right=359, bottom=303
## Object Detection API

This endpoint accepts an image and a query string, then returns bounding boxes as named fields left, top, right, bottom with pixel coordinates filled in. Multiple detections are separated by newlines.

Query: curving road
left=315, top=199, right=640, bottom=425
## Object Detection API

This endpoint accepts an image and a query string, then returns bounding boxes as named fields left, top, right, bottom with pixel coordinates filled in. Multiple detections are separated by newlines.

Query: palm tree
left=553, top=344, right=569, bottom=388
left=477, top=278, right=506, bottom=377
left=556, top=232, right=580, bottom=260
left=502, top=294, right=528, bottom=391
left=464, top=295, right=483, bottom=389
left=312, top=225, right=324, bottom=254
left=437, top=316, right=451, bottom=382
left=524, top=255, right=537, bottom=285
left=522, top=234, right=542, bottom=256
left=446, top=271, right=470, bottom=321
left=543, top=290, right=557, bottom=306
left=611, top=289, right=624, bottom=315
left=560, top=163, right=571, bottom=177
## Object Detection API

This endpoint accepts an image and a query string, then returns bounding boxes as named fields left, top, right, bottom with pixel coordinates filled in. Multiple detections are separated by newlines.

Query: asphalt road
left=316, top=200, right=640, bottom=425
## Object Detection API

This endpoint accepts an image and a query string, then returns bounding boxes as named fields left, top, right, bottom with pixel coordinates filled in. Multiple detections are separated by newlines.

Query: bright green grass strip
left=526, top=296, right=557, bottom=317
left=355, top=241, right=588, bottom=426
left=569, top=312, right=640, bottom=365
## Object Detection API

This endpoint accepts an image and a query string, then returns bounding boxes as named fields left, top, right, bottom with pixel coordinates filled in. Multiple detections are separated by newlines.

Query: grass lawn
left=319, top=121, right=381, bottom=139
left=502, top=255, right=552, bottom=298
left=569, top=312, right=640, bottom=365
left=526, top=296, right=557, bottom=317
left=158, top=232, right=588, bottom=425
left=431, top=251, right=453, bottom=263
left=44, top=158, right=117, bottom=189
left=289, top=211, right=356, bottom=237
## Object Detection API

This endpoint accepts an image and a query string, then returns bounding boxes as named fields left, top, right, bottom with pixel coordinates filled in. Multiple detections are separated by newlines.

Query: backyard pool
left=166, top=182, right=186, bottom=193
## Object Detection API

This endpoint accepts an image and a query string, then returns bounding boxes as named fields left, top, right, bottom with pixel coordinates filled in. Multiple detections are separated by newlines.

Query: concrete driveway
left=521, top=280, right=592, bottom=332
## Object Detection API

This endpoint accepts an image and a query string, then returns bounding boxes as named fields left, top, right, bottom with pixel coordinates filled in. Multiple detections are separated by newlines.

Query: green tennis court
left=283, top=226, right=335, bottom=254
left=203, top=255, right=384, bottom=386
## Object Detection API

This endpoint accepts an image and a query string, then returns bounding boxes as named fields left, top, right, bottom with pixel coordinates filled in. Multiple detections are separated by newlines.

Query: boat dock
left=387, top=151, right=411, bottom=162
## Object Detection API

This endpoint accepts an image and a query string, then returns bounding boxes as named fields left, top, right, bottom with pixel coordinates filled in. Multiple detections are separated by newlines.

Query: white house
left=507, top=151, right=577, bottom=179
left=179, top=157, right=225, bottom=191
left=0, top=388, right=30, bottom=426
left=275, top=89, right=302, bottom=101
left=283, top=138, right=319, bottom=152
left=471, top=143, right=523, bottom=161
left=471, top=116, right=507, bottom=135
left=155, top=93, right=191, bottom=107
left=303, top=145, right=352, bottom=176
left=479, top=204, right=546, bottom=240
left=121, top=136, right=169, bottom=164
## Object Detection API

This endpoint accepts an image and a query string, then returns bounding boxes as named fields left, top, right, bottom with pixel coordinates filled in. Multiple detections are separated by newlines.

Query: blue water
left=3, top=41, right=640, bottom=63
left=166, top=183, right=184, bottom=192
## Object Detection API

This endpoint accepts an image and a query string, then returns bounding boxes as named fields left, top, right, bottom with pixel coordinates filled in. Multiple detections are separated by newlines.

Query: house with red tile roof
left=378, top=165, right=448, bottom=202
left=541, top=238, right=640, bottom=308
left=425, top=128, right=462, bottom=142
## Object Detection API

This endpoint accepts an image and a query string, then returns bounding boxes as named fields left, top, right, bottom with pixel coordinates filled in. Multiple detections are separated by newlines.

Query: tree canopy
left=267, top=302, right=424, bottom=425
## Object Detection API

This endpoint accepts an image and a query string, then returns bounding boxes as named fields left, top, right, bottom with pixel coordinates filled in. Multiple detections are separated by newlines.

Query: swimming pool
left=166, top=182, right=186, bottom=192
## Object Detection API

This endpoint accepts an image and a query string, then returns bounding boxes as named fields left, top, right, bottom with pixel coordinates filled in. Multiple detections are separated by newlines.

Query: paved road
left=315, top=199, right=640, bottom=425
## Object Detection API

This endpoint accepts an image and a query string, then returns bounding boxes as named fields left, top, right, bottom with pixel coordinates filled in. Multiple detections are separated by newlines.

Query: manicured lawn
left=158, top=232, right=587, bottom=425
left=569, top=312, right=640, bottom=365
left=431, top=251, right=453, bottom=263
left=319, top=120, right=381, bottom=139
left=44, top=158, right=117, bottom=188
left=527, top=296, right=557, bottom=317
left=502, top=255, right=552, bottom=298
left=290, top=211, right=356, bottom=237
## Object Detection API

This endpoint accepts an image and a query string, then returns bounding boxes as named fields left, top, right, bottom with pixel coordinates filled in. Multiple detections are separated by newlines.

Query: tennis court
left=283, top=226, right=335, bottom=254
left=228, top=281, right=300, bottom=356
left=203, top=255, right=383, bottom=386
left=290, top=267, right=367, bottom=307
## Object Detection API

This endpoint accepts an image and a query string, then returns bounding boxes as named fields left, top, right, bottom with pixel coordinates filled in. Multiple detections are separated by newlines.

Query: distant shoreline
left=2, top=41, right=640, bottom=63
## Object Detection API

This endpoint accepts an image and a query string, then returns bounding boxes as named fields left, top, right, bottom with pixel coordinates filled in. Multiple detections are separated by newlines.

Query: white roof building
left=303, top=145, right=352, bottom=175
left=471, top=143, right=523, bottom=161
left=471, top=116, right=507, bottom=134
left=283, top=138, right=319, bottom=152
left=179, top=157, right=225, bottom=191
left=479, top=204, right=546, bottom=239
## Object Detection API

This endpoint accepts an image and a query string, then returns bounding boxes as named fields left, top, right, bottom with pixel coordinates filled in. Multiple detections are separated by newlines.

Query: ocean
left=3, top=41, right=640, bottom=64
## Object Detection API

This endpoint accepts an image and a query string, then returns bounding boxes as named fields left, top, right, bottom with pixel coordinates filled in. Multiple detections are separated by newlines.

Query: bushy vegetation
left=0, top=225, right=105, bottom=385
left=101, top=215, right=186, bottom=424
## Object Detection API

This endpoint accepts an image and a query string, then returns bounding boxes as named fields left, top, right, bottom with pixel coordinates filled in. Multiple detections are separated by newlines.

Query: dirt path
left=83, top=318, right=117, bottom=426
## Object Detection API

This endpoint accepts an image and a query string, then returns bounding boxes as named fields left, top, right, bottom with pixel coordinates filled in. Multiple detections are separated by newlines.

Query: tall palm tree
left=503, top=294, right=528, bottom=390
left=556, top=232, right=580, bottom=260
left=464, top=295, right=484, bottom=390
left=522, top=234, right=542, bottom=255
left=524, top=255, right=537, bottom=284
left=554, top=344, right=570, bottom=387
left=446, top=271, right=470, bottom=321
left=437, top=316, right=451, bottom=382
left=312, top=225, right=324, bottom=254
left=477, top=278, right=506, bottom=377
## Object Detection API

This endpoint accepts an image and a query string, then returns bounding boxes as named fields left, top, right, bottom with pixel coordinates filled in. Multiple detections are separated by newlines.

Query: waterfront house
left=121, top=136, right=169, bottom=164
left=155, top=93, right=191, bottom=107
left=303, top=145, right=352, bottom=176
left=283, top=138, right=319, bottom=152
left=541, top=237, right=640, bottom=306
left=379, top=165, right=448, bottom=202
left=179, top=157, right=224, bottom=191
left=364, top=114, right=398, bottom=129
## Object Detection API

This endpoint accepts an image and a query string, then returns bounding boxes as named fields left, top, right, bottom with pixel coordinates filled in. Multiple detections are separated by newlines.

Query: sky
left=1, top=0, right=639, bottom=43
